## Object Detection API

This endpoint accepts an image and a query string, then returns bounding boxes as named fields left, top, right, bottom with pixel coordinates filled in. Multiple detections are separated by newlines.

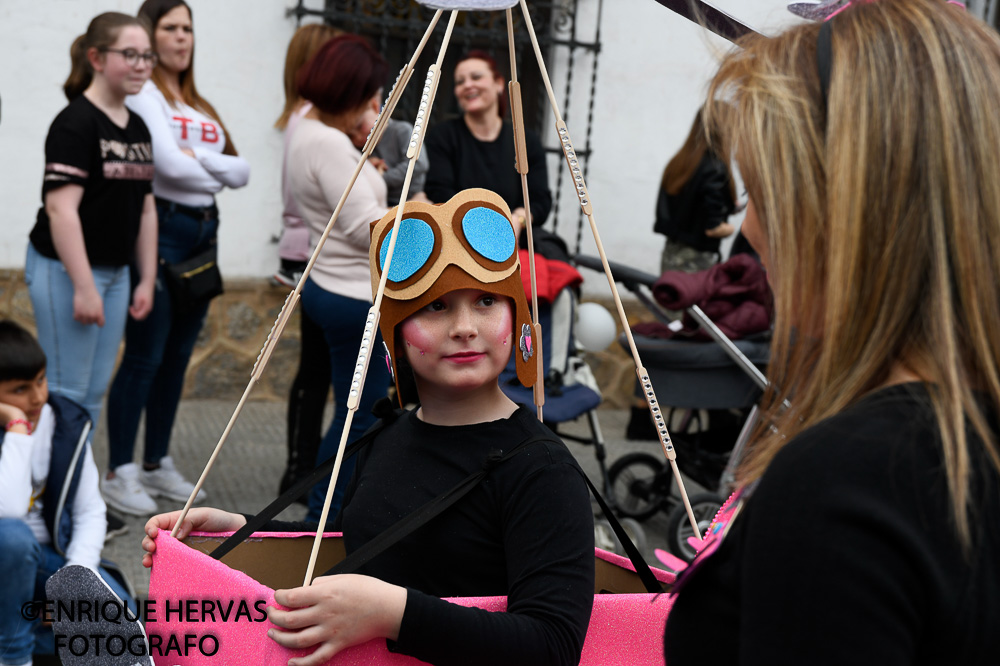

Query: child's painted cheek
left=401, top=322, right=434, bottom=359
left=495, top=308, right=514, bottom=347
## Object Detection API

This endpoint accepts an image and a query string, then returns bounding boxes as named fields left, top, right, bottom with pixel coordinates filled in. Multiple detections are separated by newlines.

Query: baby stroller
left=575, top=253, right=770, bottom=561
left=498, top=252, right=648, bottom=555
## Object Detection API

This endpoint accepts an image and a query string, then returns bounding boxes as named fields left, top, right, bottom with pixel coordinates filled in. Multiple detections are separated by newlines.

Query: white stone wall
left=545, top=0, right=801, bottom=290
left=0, top=0, right=797, bottom=294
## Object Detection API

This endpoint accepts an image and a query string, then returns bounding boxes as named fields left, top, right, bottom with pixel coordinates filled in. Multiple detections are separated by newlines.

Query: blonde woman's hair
left=275, top=23, right=342, bottom=130
left=704, top=0, right=1000, bottom=546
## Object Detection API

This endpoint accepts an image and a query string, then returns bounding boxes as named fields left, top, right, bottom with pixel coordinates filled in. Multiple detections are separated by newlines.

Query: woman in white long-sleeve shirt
left=102, top=0, right=249, bottom=517
left=286, top=34, right=392, bottom=522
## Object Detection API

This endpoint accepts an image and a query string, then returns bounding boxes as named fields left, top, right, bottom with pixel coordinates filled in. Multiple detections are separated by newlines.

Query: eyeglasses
left=101, top=48, right=159, bottom=67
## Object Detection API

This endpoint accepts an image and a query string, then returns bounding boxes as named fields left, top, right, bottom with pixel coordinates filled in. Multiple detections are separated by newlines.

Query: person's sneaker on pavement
left=141, top=455, right=206, bottom=503
left=101, top=462, right=158, bottom=516
left=105, top=511, right=129, bottom=542
left=270, top=266, right=302, bottom=288
left=46, top=565, right=153, bottom=666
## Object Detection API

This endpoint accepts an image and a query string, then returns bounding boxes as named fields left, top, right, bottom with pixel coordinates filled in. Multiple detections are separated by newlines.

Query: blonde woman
left=273, top=22, right=341, bottom=287
left=664, top=1, right=1000, bottom=663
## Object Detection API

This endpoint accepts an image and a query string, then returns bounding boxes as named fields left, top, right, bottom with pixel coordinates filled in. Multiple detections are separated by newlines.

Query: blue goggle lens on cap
left=379, top=218, right=435, bottom=283
left=461, top=206, right=516, bottom=262
left=377, top=207, right=517, bottom=284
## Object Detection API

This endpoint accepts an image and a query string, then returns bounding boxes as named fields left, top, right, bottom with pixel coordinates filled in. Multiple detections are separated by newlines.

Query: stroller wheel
left=665, top=492, right=726, bottom=562
left=608, top=452, right=670, bottom=521
left=594, top=517, right=648, bottom=557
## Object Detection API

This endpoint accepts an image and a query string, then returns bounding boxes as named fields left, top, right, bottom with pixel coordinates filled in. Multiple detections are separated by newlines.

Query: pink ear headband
left=789, top=0, right=965, bottom=21
left=814, top=0, right=966, bottom=110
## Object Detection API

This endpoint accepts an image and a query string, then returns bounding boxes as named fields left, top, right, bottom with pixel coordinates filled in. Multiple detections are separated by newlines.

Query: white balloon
left=575, top=302, right=618, bottom=351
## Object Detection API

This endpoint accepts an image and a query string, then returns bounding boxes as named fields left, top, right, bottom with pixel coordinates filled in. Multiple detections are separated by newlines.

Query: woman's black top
left=664, top=383, right=1000, bottom=665
left=424, top=117, right=552, bottom=227
left=654, top=151, right=735, bottom=253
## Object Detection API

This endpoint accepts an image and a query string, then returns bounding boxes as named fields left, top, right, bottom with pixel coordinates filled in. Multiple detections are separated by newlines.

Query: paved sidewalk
left=94, top=399, right=693, bottom=600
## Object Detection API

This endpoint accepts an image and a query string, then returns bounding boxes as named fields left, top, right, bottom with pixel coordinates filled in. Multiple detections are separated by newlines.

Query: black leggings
left=281, top=307, right=331, bottom=494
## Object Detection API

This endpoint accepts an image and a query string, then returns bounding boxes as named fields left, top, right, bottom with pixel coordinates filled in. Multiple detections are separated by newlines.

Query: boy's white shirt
left=0, top=404, right=106, bottom=570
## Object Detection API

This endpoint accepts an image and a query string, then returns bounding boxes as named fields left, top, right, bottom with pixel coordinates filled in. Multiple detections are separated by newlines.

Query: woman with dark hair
left=654, top=108, right=737, bottom=274
left=285, top=34, right=392, bottom=522
left=664, top=0, right=1000, bottom=662
left=272, top=23, right=341, bottom=501
left=102, top=0, right=249, bottom=516
left=26, top=12, right=157, bottom=446
left=425, top=51, right=564, bottom=260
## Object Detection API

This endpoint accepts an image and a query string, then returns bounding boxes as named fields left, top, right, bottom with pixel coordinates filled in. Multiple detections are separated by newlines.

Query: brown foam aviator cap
left=369, top=188, right=537, bottom=404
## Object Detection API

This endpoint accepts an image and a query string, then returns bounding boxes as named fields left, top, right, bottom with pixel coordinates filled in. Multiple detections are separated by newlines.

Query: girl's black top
left=272, top=406, right=595, bottom=666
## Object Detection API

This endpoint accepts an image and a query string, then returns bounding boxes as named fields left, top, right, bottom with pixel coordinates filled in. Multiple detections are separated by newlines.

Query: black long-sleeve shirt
left=270, top=406, right=594, bottom=666
left=664, top=383, right=1000, bottom=665
left=424, top=117, right=552, bottom=226
left=654, top=152, right=735, bottom=253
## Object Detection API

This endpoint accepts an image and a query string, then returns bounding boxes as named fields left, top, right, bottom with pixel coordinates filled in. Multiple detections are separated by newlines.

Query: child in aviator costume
left=142, top=188, right=595, bottom=666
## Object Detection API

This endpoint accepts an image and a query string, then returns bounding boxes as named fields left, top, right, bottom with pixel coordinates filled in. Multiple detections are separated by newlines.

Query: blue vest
left=0, top=394, right=92, bottom=554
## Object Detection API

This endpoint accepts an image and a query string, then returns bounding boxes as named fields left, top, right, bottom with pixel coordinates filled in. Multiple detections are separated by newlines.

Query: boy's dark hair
left=0, top=320, right=47, bottom=382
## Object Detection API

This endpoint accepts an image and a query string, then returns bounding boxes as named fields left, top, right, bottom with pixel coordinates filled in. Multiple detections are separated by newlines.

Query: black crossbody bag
left=160, top=245, right=224, bottom=316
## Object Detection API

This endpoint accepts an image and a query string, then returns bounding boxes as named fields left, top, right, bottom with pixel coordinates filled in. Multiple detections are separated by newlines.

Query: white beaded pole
left=302, top=11, right=461, bottom=586
left=517, top=0, right=702, bottom=543
left=169, top=11, right=445, bottom=540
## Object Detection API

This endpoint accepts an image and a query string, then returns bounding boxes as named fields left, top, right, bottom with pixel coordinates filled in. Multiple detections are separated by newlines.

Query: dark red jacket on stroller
left=634, top=253, right=772, bottom=341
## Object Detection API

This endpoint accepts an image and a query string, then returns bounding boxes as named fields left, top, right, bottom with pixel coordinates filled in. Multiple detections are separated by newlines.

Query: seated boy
left=0, top=320, right=134, bottom=666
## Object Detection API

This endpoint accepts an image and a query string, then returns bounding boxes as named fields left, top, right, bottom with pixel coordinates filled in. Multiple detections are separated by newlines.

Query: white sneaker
left=140, top=456, right=206, bottom=503
left=101, top=463, right=158, bottom=516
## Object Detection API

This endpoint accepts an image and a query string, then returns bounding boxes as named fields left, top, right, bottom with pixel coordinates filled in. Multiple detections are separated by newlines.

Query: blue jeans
left=301, top=278, right=390, bottom=523
left=105, top=200, right=219, bottom=470
left=25, top=243, right=130, bottom=440
left=0, top=519, right=134, bottom=665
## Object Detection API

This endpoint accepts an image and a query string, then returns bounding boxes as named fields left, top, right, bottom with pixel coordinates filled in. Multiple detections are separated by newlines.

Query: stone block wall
left=0, top=269, right=654, bottom=409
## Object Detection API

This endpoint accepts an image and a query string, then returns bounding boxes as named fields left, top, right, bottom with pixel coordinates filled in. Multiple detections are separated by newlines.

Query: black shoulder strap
left=208, top=400, right=401, bottom=561
left=322, top=438, right=663, bottom=594
left=575, top=468, right=663, bottom=593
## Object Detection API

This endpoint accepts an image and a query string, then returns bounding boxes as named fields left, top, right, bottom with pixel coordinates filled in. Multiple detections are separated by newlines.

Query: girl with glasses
left=141, top=189, right=595, bottom=666
left=25, top=12, right=157, bottom=452
left=101, top=0, right=250, bottom=518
